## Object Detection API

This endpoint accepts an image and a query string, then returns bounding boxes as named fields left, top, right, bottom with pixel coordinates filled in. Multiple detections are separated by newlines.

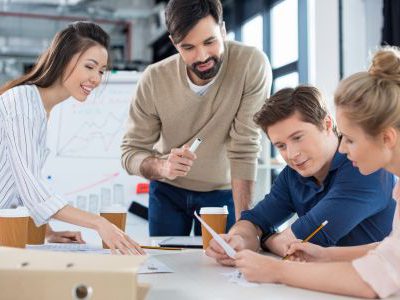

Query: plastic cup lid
left=99, top=205, right=127, bottom=213
left=0, top=206, right=30, bottom=218
left=200, top=206, right=228, bottom=215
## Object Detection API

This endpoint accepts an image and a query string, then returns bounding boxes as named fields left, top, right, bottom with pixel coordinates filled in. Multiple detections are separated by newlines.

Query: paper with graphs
left=26, top=243, right=173, bottom=274
left=26, top=243, right=110, bottom=254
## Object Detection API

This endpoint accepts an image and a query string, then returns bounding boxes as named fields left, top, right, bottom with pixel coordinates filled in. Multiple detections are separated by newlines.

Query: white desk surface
left=138, top=249, right=364, bottom=300
left=49, top=214, right=392, bottom=300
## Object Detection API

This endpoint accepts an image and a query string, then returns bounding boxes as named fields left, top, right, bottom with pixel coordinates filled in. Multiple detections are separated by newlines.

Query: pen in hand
left=282, top=220, right=328, bottom=260
left=189, top=138, right=202, bottom=153
left=179, top=138, right=201, bottom=166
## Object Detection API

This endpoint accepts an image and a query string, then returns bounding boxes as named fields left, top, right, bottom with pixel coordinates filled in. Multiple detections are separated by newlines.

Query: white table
left=50, top=215, right=389, bottom=300
left=138, top=249, right=366, bottom=300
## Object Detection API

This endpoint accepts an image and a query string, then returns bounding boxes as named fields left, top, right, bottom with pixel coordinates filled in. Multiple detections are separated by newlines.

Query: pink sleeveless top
left=353, top=182, right=400, bottom=298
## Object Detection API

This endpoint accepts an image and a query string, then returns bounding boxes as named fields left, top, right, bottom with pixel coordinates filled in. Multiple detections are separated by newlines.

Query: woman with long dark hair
left=0, top=21, right=144, bottom=255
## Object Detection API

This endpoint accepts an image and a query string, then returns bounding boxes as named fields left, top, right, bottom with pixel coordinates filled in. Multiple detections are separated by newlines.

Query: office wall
left=307, top=0, right=340, bottom=114
left=308, top=0, right=383, bottom=114
left=342, top=0, right=383, bottom=77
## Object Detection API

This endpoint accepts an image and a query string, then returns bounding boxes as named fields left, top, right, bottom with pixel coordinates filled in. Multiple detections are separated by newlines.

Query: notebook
left=158, top=236, right=203, bottom=249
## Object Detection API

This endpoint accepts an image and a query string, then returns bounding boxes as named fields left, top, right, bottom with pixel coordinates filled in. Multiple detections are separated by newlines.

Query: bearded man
left=121, top=0, right=272, bottom=236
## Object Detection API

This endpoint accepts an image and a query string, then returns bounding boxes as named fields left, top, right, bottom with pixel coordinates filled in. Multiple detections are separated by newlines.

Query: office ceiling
left=0, top=0, right=154, bottom=8
left=0, top=0, right=158, bottom=18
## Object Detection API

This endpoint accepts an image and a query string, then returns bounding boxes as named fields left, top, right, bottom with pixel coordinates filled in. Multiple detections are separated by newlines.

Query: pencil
left=282, top=220, right=328, bottom=260
left=140, top=245, right=182, bottom=251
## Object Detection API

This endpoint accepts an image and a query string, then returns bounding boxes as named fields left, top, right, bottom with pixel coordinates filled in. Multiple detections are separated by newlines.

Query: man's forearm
left=229, top=220, right=261, bottom=251
left=231, top=178, right=254, bottom=219
left=139, top=156, right=165, bottom=180
left=265, top=228, right=297, bottom=257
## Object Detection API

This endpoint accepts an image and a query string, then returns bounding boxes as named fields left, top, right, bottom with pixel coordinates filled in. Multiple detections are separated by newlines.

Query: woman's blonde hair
left=334, top=46, right=400, bottom=136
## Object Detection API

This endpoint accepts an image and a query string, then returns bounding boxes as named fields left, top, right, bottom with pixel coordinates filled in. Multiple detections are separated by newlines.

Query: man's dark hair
left=254, top=86, right=337, bottom=136
left=165, top=0, right=223, bottom=44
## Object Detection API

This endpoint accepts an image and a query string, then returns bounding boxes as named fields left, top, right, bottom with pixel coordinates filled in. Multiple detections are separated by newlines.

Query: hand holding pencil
left=283, top=220, right=328, bottom=262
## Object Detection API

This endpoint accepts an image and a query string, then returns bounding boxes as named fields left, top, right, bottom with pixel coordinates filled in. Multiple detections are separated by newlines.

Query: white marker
left=194, top=211, right=236, bottom=258
left=189, top=138, right=202, bottom=153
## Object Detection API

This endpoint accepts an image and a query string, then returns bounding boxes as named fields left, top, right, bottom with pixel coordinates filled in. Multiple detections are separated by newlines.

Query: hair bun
left=368, top=47, right=400, bottom=83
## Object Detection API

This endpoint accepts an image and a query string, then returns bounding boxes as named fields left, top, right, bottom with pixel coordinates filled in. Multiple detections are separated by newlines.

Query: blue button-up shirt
left=241, top=151, right=396, bottom=246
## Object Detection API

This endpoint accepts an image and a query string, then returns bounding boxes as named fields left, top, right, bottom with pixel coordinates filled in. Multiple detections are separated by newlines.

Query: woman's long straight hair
left=0, top=21, right=111, bottom=95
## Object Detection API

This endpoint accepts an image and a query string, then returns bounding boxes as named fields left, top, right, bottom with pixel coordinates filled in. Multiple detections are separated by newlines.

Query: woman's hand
left=235, top=249, right=280, bottom=283
left=285, top=240, right=328, bottom=262
left=51, top=205, right=144, bottom=255
left=46, top=229, right=85, bottom=243
left=96, top=217, right=145, bottom=255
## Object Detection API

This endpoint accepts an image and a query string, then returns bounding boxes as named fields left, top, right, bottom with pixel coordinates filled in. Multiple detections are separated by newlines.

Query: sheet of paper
left=27, top=243, right=174, bottom=274
left=158, top=236, right=202, bottom=248
left=26, top=243, right=111, bottom=254
left=194, top=211, right=236, bottom=258
left=221, top=270, right=259, bottom=287
left=138, top=257, right=174, bottom=274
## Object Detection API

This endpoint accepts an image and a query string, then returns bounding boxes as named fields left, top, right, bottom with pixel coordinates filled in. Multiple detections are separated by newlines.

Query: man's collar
left=329, top=150, right=347, bottom=172
left=296, top=150, right=346, bottom=185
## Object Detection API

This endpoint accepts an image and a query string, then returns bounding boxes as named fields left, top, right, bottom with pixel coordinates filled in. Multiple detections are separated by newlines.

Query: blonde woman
left=233, top=47, right=400, bottom=298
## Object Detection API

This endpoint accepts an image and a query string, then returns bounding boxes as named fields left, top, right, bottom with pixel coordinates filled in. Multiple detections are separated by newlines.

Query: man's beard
left=189, top=56, right=223, bottom=81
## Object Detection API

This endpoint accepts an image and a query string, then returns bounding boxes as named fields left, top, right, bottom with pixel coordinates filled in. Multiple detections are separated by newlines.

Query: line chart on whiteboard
left=54, top=83, right=134, bottom=159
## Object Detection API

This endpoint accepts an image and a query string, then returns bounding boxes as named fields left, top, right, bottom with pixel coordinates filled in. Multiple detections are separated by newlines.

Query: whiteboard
left=44, top=71, right=149, bottom=212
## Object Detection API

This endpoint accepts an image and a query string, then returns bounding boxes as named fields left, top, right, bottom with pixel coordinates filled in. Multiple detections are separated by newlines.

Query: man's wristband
left=259, top=230, right=275, bottom=252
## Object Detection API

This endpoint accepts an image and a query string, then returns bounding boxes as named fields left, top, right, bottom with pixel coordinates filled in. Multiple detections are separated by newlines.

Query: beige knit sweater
left=121, top=41, right=272, bottom=191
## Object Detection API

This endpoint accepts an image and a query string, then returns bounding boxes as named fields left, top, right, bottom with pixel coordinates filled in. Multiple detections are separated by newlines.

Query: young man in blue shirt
left=206, top=86, right=395, bottom=265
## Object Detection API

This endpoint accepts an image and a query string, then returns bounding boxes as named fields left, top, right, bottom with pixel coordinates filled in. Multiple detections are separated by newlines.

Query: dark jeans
left=148, top=180, right=235, bottom=236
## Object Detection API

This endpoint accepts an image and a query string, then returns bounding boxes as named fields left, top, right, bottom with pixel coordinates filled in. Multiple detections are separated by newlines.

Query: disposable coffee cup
left=27, top=217, right=46, bottom=245
left=200, top=206, right=228, bottom=249
left=0, top=207, right=30, bottom=248
left=14, top=206, right=46, bottom=245
left=100, top=205, right=127, bottom=249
